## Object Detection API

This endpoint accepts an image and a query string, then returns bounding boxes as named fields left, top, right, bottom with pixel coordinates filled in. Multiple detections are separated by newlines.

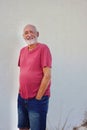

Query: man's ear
left=37, top=32, right=39, bottom=37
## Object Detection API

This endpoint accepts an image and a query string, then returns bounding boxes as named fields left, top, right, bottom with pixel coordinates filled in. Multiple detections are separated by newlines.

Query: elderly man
left=17, top=24, right=52, bottom=130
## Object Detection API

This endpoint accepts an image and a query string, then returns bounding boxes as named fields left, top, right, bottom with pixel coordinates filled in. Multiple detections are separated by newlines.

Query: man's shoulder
left=20, top=46, right=27, bottom=53
left=39, top=43, right=49, bottom=49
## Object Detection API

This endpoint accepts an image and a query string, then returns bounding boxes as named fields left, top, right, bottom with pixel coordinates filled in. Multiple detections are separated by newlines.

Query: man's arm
left=36, top=67, right=51, bottom=100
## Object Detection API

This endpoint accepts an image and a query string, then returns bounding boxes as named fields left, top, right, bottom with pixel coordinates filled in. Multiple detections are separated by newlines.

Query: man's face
left=23, top=25, right=39, bottom=45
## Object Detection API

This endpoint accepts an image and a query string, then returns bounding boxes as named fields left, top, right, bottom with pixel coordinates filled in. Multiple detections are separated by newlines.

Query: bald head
left=23, top=24, right=37, bottom=33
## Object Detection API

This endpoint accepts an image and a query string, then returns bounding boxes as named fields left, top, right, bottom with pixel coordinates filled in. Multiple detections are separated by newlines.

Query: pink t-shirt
left=18, top=43, right=52, bottom=99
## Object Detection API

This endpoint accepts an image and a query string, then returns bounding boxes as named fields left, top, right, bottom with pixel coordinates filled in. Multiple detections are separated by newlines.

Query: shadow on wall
left=47, top=107, right=87, bottom=130
left=0, top=62, right=12, bottom=130
left=0, top=33, right=19, bottom=130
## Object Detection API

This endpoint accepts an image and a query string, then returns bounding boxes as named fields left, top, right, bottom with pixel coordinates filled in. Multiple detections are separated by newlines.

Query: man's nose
left=26, top=33, right=31, bottom=38
left=28, top=33, right=31, bottom=36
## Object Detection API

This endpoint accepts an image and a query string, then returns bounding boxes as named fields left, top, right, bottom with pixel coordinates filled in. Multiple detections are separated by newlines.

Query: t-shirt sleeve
left=18, top=51, right=21, bottom=67
left=41, top=45, right=52, bottom=68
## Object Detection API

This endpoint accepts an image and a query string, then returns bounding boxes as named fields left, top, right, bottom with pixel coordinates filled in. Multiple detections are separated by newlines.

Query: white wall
left=0, top=0, right=87, bottom=130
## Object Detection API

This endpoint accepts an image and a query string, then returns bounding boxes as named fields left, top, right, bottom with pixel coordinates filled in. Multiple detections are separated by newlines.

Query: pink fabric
left=18, top=43, right=52, bottom=99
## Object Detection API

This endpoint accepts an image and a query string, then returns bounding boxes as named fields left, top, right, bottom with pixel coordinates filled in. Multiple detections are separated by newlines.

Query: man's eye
left=24, top=31, right=28, bottom=35
left=30, top=31, right=33, bottom=33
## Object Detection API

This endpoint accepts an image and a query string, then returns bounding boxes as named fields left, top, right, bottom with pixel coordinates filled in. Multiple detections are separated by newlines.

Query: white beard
left=26, top=38, right=38, bottom=45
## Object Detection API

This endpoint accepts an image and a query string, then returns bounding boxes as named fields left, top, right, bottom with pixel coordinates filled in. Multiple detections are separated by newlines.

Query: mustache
left=25, top=37, right=38, bottom=44
left=26, top=36, right=36, bottom=40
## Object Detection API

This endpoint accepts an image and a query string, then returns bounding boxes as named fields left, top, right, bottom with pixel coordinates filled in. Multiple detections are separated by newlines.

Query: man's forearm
left=36, top=75, right=51, bottom=100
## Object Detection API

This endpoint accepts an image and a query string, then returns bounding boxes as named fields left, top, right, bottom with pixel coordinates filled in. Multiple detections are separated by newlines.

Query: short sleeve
left=41, top=45, right=52, bottom=68
left=18, top=51, right=21, bottom=67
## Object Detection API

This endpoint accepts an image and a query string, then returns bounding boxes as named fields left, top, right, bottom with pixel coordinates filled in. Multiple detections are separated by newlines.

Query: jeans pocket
left=28, top=98, right=40, bottom=112
left=41, top=96, right=49, bottom=102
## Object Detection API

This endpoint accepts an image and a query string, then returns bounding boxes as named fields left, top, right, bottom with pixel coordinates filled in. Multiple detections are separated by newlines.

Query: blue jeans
left=17, top=94, right=49, bottom=130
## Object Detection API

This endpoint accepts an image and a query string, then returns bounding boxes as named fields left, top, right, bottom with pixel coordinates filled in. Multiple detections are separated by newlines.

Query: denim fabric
left=17, top=94, right=49, bottom=130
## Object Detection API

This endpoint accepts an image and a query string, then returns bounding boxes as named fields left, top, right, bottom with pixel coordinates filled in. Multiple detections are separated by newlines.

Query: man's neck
left=28, top=43, right=38, bottom=50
